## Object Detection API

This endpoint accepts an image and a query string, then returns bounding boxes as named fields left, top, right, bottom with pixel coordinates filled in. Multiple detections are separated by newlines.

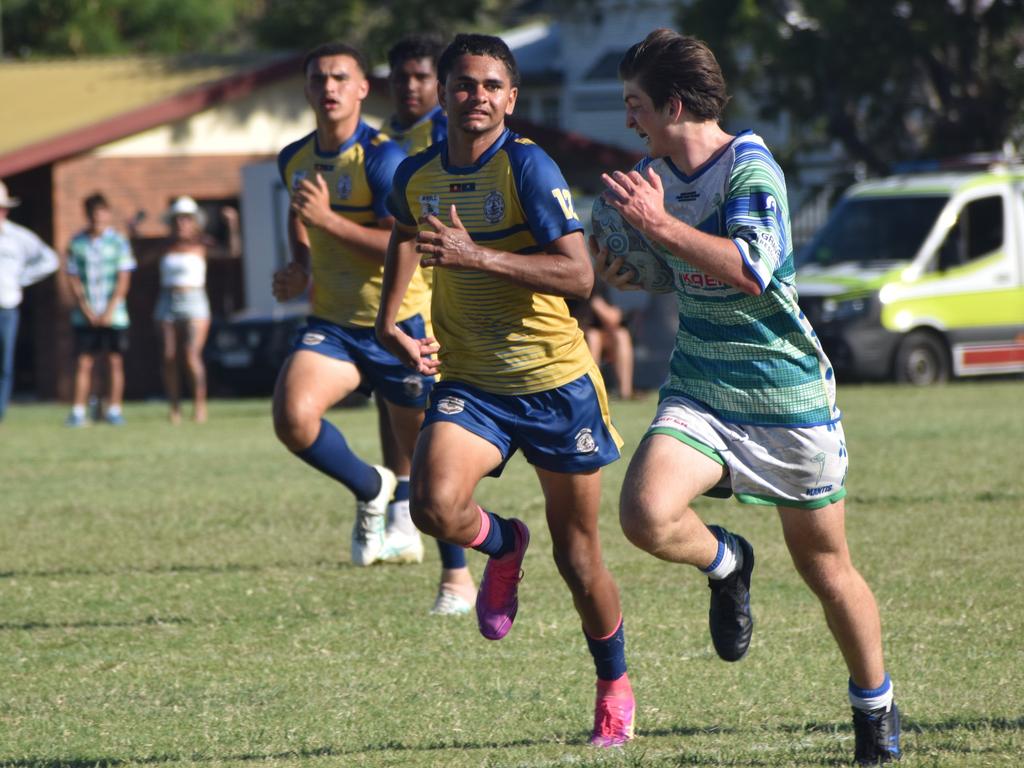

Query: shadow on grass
left=0, top=559, right=343, bottom=581
left=5, top=716, right=1023, bottom=767
left=0, top=616, right=192, bottom=632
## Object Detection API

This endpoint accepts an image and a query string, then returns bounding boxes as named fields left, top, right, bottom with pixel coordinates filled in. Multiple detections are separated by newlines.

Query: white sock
left=702, top=528, right=744, bottom=580
left=849, top=674, right=894, bottom=711
left=71, top=404, right=86, bottom=419
left=386, top=498, right=416, bottom=535
left=107, top=404, right=122, bottom=417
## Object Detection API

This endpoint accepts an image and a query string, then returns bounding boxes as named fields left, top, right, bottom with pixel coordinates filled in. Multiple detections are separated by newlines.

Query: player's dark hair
left=618, top=29, right=729, bottom=120
left=387, top=33, right=446, bottom=72
left=302, top=41, right=369, bottom=78
left=83, top=193, right=108, bottom=217
left=437, top=33, right=520, bottom=87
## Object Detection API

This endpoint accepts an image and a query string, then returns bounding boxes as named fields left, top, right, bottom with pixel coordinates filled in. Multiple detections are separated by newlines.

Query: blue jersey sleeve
left=510, top=140, right=584, bottom=247
left=365, top=140, right=406, bottom=220
left=277, top=134, right=308, bottom=187
left=386, top=156, right=418, bottom=227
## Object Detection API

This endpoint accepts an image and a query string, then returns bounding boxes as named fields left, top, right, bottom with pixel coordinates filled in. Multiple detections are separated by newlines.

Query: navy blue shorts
left=423, top=371, right=622, bottom=477
left=290, top=315, right=433, bottom=408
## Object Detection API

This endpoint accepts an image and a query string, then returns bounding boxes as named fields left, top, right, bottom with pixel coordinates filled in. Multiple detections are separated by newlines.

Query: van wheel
left=894, top=331, right=950, bottom=385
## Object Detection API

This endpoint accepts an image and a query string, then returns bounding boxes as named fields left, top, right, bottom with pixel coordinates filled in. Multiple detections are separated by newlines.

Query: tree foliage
left=2, top=0, right=518, bottom=64
left=680, top=0, right=1024, bottom=177
left=2, top=0, right=253, bottom=56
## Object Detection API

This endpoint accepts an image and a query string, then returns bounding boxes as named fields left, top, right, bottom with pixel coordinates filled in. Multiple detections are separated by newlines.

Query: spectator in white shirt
left=0, top=180, right=59, bottom=422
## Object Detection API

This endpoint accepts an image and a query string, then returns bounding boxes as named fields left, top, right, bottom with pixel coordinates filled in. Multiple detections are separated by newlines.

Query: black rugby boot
left=706, top=526, right=754, bottom=662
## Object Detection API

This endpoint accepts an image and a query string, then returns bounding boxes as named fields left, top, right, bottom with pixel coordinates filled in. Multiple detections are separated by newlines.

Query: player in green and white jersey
left=597, top=29, right=901, bottom=765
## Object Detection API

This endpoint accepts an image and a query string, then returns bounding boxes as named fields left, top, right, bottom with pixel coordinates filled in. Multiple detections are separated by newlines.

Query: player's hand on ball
left=588, top=234, right=641, bottom=290
left=601, top=166, right=667, bottom=234
left=417, top=205, right=478, bottom=269
left=272, top=261, right=309, bottom=301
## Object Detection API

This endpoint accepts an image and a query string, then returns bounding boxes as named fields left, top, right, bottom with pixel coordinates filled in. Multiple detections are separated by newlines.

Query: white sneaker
left=350, top=466, right=397, bottom=567
left=430, top=588, right=474, bottom=616
left=379, top=527, right=425, bottom=564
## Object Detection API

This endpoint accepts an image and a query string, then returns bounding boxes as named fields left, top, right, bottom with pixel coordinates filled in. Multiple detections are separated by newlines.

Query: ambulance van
left=796, top=162, right=1024, bottom=384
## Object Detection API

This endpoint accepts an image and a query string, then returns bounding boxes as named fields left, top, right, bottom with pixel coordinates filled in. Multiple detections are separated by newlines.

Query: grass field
left=1, top=382, right=1022, bottom=767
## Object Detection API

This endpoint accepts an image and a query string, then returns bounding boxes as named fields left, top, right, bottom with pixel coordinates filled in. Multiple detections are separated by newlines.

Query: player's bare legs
left=778, top=500, right=886, bottom=689
left=160, top=321, right=181, bottom=424
left=272, top=350, right=361, bottom=450
left=618, top=435, right=725, bottom=566
left=387, top=403, right=476, bottom=605
left=409, top=421, right=502, bottom=543
left=274, top=350, right=395, bottom=565
left=537, top=466, right=620, bottom=636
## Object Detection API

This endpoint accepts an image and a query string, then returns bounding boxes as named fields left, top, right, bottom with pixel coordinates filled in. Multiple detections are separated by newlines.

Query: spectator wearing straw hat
left=154, top=195, right=239, bottom=425
left=0, top=180, right=59, bottom=422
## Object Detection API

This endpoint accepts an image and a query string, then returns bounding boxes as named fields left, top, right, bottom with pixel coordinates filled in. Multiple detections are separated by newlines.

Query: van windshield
left=798, top=195, right=949, bottom=267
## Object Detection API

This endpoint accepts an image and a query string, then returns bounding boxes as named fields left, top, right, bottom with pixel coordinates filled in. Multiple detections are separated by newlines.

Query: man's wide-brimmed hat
left=0, top=181, right=21, bottom=208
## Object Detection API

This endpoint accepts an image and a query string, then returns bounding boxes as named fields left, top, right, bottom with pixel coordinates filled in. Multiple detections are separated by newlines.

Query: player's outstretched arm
left=417, top=205, right=593, bottom=300
left=602, top=167, right=762, bottom=296
left=376, top=222, right=440, bottom=376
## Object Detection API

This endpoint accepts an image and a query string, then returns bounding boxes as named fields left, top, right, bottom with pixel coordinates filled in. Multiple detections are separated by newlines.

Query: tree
left=679, top=0, right=1024, bottom=178
left=2, top=0, right=253, bottom=56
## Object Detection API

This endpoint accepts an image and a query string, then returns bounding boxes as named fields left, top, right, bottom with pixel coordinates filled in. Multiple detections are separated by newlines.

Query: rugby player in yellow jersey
left=376, top=34, right=634, bottom=747
left=271, top=42, right=435, bottom=574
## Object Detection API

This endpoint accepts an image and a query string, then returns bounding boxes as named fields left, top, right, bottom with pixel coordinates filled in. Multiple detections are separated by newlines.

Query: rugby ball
left=590, top=196, right=675, bottom=293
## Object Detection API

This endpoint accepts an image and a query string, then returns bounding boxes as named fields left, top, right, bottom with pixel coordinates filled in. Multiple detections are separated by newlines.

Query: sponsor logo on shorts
left=301, top=332, right=326, bottom=346
left=403, top=374, right=424, bottom=399
left=574, top=428, right=598, bottom=454
left=436, top=396, right=464, bottom=415
left=652, top=414, right=690, bottom=430
left=805, top=484, right=834, bottom=496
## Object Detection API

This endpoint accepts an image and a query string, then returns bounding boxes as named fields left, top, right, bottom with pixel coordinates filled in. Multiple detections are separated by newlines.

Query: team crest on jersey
left=419, top=194, right=441, bottom=217
left=436, top=396, right=465, bottom=415
left=402, top=374, right=424, bottom=399
left=574, top=428, right=598, bottom=454
left=290, top=171, right=308, bottom=190
left=301, top=332, right=326, bottom=346
left=483, top=191, right=505, bottom=224
left=335, top=174, right=353, bottom=200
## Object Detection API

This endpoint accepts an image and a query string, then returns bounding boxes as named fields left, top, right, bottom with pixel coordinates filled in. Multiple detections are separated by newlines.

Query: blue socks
left=585, top=618, right=628, bottom=681
left=438, top=540, right=467, bottom=568
left=295, top=419, right=381, bottom=501
left=470, top=509, right=518, bottom=558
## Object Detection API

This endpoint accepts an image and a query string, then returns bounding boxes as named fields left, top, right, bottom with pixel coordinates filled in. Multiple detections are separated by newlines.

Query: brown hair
left=618, top=29, right=729, bottom=120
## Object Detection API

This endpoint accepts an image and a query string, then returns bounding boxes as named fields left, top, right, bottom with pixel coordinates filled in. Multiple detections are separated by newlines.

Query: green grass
left=1, top=382, right=1022, bottom=767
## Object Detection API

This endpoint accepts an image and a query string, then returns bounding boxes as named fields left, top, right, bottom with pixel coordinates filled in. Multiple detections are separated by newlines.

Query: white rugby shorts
left=646, top=395, right=848, bottom=509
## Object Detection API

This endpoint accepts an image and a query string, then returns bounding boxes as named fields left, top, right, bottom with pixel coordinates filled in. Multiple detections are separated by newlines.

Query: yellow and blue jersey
left=387, top=106, right=447, bottom=156
left=388, top=128, right=591, bottom=395
left=277, top=121, right=429, bottom=327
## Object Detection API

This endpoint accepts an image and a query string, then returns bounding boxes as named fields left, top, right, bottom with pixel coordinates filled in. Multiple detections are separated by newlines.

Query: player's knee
left=619, top=489, right=664, bottom=553
left=409, top=485, right=455, bottom=538
left=551, top=542, right=602, bottom=596
left=794, top=555, right=851, bottom=604
left=272, top=397, right=320, bottom=451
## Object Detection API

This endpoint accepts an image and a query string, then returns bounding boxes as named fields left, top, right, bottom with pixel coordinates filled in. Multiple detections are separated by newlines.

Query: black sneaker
left=853, top=703, right=902, bottom=765
left=706, top=526, right=754, bottom=662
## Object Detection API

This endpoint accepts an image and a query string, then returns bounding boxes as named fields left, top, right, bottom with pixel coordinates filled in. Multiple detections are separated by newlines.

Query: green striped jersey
left=66, top=227, right=136, bottom=329
left=641, top=131, right=838, bottom=426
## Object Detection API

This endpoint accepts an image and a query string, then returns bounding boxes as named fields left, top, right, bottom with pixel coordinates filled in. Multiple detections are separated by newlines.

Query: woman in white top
left=154, top=196, right=238, bottom=424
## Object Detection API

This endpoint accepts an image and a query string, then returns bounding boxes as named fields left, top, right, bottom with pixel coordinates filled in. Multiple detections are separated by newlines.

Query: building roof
left=0, top=52, right=302, bottom=177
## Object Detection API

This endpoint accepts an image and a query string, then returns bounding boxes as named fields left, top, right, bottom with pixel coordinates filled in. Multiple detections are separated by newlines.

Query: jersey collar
left=442, top=128, right=511, bottom=175
left=662, top=129, right=754, bottom=183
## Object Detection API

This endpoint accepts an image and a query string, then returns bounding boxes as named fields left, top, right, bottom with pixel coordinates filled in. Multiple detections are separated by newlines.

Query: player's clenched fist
left=272, top=261, right=310, bottom=301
